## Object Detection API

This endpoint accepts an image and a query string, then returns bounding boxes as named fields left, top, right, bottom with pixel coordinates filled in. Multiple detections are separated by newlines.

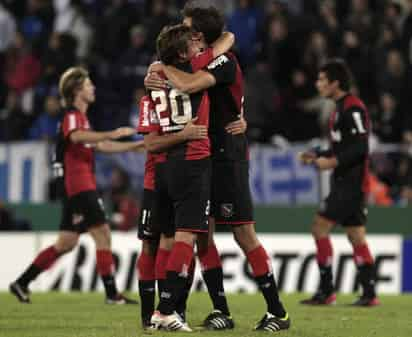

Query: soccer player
left=145, top=5, right=290, bottom=332
left=141, top=24, right=214, bottom=332
left=136, top=96, right=207, bottom=328
left=135, top=30, right=235, bottom=329
left=298, top=59, right=379, bottom=306
left=10, top=67, right=142, bottom=305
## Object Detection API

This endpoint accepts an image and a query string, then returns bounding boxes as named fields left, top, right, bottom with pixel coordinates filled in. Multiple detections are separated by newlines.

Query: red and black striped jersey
left=204, top=52, right=249, bottom=161
left=150, top=56, right=210, bottom=161
left=137, top=95, right=162, bottom=191
left=328, top=94, right=370, bottom=193
left=53, top=108, right=96, bottom=197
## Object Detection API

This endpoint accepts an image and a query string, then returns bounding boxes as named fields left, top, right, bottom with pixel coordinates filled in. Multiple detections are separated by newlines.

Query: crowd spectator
left=1, top=0, right=412, bottom=201
left=27, top=94, right=61, bottom=140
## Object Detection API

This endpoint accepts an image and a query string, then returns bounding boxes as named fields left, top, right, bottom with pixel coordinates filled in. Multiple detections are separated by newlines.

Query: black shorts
left=137, top=189, right=160, bottom=241
left=60, top=190, right=107, bottom=233
left=318, top=184, right=367, bottom=227
left=211, top=160, right=254, bottom=225
left=152, top=159, right=211, bottom=235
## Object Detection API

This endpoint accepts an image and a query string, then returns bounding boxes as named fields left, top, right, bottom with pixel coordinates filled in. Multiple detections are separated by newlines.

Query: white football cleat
left=150, top=310, right=192, bottom=332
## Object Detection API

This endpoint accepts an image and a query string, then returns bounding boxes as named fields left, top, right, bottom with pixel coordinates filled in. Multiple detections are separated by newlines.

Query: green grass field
left=1, top=292, right=411, bottom=337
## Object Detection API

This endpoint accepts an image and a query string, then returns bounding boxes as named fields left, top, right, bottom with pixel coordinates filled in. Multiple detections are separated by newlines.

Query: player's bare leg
left=89, top=223, right=137, bottom=304
left=137, top=239, right=158, bottom=328
left=232, top=223, right=290, bottom=332
left=10, top=231, right=79, bottom=303
left=345, top=226, right=379, bottom=306
left=301, top=215, right=336, bottom=305
left=197, top=218, right=234, bottom=330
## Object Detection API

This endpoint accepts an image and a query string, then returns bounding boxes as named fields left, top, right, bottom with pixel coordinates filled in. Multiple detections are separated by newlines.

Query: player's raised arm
left=210, top=31, right=235, bottom=58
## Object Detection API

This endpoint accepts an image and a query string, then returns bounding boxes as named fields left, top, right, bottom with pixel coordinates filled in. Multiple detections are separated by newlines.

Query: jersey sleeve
left=190, top=48, right=214, bottom=71
left=62, top=112, right=85, bottom=139
left=204, top=54, right=237, bottom=86
left=336, top=106, right=369, bottom=168
left=137, top=95, right=160, bottom=134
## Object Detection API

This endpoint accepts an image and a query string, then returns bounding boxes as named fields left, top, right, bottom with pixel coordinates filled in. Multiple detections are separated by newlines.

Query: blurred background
left=0, top=0, right=411, bottom=294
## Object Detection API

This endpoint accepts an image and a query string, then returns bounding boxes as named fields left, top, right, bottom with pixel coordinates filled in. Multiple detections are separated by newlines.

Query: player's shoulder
left=206, top=53, right=234, bottom=70
left=343, top=94, right=366, bottom=112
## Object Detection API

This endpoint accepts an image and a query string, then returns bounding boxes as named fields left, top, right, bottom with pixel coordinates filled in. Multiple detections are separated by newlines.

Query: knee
left=311, top=217, right=331, bottom=239
left=55, top=237, right=78, bottom=254
left=347, top=230, right=365, bottom=246
left=233, top=225, right=259, bottom=253
left=91, top=224, right=112, bottom=249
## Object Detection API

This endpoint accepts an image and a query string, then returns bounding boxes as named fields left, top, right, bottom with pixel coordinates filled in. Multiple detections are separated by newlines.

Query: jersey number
left=151, top=89, right=192, bottom=126
left=352, top=112, right=366, bottom=134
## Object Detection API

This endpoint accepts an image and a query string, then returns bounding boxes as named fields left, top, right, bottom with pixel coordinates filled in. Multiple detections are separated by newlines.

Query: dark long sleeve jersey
left=321, top=94, right=370, bottom=192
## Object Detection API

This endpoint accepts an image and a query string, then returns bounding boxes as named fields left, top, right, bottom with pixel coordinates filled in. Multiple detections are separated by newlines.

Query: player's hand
left=180, top=117, right=208, bottom=140
left=110, top=127, right=136, bottom=139
left=225, top=116, right=247, bottom=135
left=133, top=140, right=146, bottom=152
left=314, top=156, right=338, bottom=170
left=297, top=151, right=317, bottom=165
left=144, top=72, right=167, bottom=90
left=148, top=61, right=163, bottom=74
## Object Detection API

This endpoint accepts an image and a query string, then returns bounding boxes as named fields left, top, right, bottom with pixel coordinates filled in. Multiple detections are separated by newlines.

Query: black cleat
left=351, top=295, right=380, bottom=307
left=203, top=310, right=234, bottom=330
left=300, top=291, right=336, bottom=305
left=142, top=319, right=156, bottom=330
left=105, top=294, right=138, bottom=305
left=9, top=282, right=31, bottom=304
left=254, top=312, right=290, bottom=332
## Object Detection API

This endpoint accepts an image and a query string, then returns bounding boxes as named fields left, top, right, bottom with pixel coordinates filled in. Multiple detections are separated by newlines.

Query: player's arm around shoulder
left=210, top=32, right=235, bottom=59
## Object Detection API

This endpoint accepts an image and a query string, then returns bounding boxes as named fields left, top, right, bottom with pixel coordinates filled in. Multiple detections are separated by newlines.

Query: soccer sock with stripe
left=17, top=246, right=60, bottom=287
left=137, top=251, right=156, bottom=323
left=157, top=241, right=194, bottom=316
left=96, top=249, right=118, bottom=299
left=175, top=257, right=196, bottom=320
left=199, top=244, right=231, bottom=316
left=315, top=237, right=334, bottom=294
left=155, top=248, right=171, bottom=298
left=247, top=245, right=286, bottom=318
left=353, top=243, right=376, bottom=298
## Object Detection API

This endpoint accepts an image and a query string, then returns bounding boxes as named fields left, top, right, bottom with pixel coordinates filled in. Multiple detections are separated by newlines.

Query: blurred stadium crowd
left=1, top=0, right=412, bottom=224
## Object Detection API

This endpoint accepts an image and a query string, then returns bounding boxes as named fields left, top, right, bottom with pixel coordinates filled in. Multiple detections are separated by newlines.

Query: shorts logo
left=221, top=203, right=234, bottom=218
left=72, top=213, right=84, bottom=225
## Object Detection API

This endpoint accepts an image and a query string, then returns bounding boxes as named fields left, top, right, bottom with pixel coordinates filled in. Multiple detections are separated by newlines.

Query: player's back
left=329, top=94, right=369, bottom=191
left=151, top=61, right=210, bottom=161
left=206, top=52, right=248, bottom=161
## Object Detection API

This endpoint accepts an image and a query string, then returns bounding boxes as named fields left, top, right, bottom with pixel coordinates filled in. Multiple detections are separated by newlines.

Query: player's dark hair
left=59, top=67, right=89, bottom=107
left=156, top=24, right=193, bottom=65
left=181, top=5, right=224, bottom=44
left=319, top=59, right=353, bottom=91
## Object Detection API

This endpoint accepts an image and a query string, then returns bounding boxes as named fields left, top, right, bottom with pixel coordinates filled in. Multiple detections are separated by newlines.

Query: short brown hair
left=181, top=5, right=224, bottom=44
left=156, top=24, right=193, bottom=65
left=59, top=67, right=89, bottom=107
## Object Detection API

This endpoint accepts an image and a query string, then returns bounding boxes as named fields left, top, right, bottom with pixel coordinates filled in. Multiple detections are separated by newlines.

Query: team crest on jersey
left=72, top=213, right=84, bottom=225
left=221, top=203, right=234, bottom=218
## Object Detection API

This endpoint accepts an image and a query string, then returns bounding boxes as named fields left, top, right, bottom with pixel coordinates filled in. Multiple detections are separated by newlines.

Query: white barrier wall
left=0, top=233, right=402, bottom=294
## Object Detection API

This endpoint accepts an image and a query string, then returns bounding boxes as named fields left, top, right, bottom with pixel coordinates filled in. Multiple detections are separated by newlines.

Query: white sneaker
left=150, top=310, right=192, bottom=332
